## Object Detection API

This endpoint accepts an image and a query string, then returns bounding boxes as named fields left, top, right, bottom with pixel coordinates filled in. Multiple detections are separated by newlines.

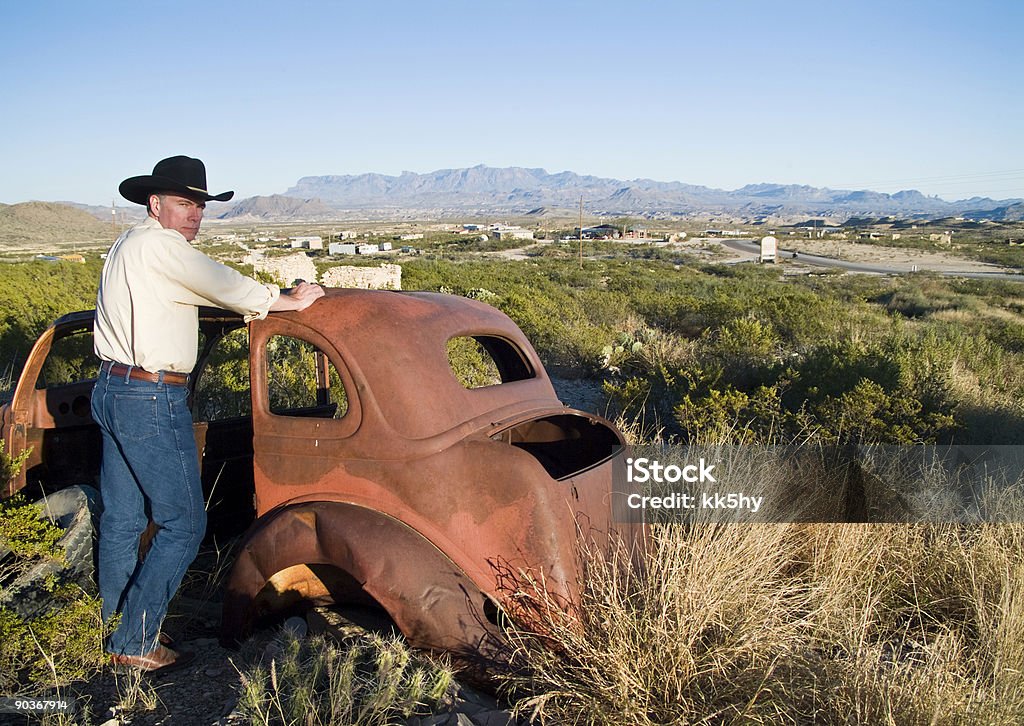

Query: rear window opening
left=491, top=414, right=621, bottom=480
left=447, top=335, right=534, bottom=389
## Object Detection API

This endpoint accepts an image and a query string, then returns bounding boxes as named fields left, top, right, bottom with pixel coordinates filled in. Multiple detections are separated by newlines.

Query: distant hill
left=0, top=201, right=114, bottom=251
left=214, top=194, right=339, bottom=221
left=965, top=202, right=1024, bottom=222
left=59, top=201, right=146, bottom=225
left=283, top=165, right=1023, bottom=220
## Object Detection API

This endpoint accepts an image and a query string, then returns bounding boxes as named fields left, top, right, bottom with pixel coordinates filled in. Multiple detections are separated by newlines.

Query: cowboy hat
left=119, top=156, right=234, bottom=206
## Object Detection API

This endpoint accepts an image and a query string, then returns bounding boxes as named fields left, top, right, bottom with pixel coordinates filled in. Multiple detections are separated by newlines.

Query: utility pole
left=578, top=196, right=583, bottom=269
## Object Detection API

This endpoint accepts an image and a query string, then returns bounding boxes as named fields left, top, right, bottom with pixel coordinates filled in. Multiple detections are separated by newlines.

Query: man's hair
left=145, top=192, right=169, bottom=216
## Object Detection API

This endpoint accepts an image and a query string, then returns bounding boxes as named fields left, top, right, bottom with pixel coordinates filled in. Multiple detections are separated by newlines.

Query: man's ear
left=148, top=193, right=162, bottom=217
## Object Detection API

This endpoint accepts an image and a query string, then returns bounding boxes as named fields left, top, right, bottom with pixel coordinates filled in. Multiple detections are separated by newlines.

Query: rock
left=283, top=616, right=308, bottom=638
left=473, top=710, right=517, bottom=726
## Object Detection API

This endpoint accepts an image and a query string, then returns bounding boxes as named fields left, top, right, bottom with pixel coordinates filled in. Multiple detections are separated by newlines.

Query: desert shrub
left=0, top=584, right=106, bottom=689
left=446, top=336, right=501, bottom=389
left=0, top=261, right=101, bottom=390
left=674, top=383, right=788, bottom=444
left=881, top=278, right=969, bottom=318
left=0, top=485, right=107, bottom=693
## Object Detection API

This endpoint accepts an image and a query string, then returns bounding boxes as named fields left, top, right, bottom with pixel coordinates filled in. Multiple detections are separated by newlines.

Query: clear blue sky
left=2, top=0, right=1022, bottom=205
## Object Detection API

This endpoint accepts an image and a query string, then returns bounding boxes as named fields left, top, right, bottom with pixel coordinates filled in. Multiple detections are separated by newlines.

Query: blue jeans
left=91, top=366, right=206, bottom=655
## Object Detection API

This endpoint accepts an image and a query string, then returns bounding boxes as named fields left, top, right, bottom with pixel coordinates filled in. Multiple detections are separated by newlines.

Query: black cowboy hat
left=119, top=155, right=234, bottom=206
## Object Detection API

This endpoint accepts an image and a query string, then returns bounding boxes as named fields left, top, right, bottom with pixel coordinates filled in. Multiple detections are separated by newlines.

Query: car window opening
left=447, top=335, right=534, bottom=389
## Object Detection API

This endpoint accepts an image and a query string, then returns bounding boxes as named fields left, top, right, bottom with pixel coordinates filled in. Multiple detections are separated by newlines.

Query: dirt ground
left=776, top=238, right=1012, bottom=273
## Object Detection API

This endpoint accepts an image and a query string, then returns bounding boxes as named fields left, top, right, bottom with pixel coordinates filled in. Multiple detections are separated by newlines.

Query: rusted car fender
left=221, top=500, right=505, bottom=658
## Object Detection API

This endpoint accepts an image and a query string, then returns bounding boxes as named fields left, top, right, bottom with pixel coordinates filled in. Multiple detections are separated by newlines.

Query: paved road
left=720, top=239, right=1024, bottom=281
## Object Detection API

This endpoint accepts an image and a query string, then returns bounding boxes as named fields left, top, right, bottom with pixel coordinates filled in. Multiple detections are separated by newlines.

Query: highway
left=719, top=239, right=1024, bottom=281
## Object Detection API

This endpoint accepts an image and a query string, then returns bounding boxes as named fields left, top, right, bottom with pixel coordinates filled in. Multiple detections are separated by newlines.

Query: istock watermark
left=625, top=457, right=717, bottom=484
left=612, top=445, right=1024, bottom=524
left=623, top=456, right=763, bottom=514
left=625, top=491, right=764, bottom=513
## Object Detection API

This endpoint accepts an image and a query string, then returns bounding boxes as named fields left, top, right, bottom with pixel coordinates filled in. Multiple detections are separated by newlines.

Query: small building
left=576, top=225, right=619, bottom=239
left=379, top=241, right=393, bottom=251
left=493, top=226, right=535, bottom=242
left=399, top=233, right=424, bottom=241
left=356, top=243, right=378, bottom=255
left=329, top=243, right=357, bottom=255
left=290, top=236, right=323, bottom=250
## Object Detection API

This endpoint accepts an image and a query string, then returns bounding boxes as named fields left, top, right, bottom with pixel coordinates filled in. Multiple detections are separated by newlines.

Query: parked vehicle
left=1, top=289, right=637, bottom=660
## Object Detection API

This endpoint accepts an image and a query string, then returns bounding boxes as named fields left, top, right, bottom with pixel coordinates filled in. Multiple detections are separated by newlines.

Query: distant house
left=577, top=225, right=620, bottom=239
left=356, top=243, right=379, bottom=255
left=290, top=236, right=323, bottom=250
left=493, top=226, right=534, bottom=241
left=329, top=243, right=357, bottom=255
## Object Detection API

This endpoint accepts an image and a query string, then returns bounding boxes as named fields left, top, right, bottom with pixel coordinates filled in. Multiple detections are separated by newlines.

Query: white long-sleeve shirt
left=94, top=216, right=280, bottom=373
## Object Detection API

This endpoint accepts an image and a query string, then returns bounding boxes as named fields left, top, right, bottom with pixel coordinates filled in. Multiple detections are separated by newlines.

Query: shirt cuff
left=243, top=284, right=281, bottom=322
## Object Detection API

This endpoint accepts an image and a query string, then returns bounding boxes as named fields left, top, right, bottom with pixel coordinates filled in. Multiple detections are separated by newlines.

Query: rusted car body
left=2, top=289, right=635, bottom=659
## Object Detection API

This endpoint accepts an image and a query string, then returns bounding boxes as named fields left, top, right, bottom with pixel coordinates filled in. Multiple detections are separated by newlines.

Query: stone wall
left=321, top=264, right=402, bottom=290
left=244, top=251, right=318, bottom=286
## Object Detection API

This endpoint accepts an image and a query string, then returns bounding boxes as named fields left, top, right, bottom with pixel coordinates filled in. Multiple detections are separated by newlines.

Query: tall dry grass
left=498, top=522, right=1024, bottom=725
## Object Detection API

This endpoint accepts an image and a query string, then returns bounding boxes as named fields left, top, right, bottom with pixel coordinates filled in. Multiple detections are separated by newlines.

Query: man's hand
left=271, top=281, right=326, bottom=312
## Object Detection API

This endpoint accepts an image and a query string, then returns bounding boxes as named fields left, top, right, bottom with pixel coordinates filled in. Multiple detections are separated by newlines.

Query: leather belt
left=101, top=361, right=190, bottom=386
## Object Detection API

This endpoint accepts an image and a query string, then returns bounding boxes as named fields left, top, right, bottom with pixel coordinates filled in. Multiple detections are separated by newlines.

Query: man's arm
left=270, top=281, right=326, bottom=312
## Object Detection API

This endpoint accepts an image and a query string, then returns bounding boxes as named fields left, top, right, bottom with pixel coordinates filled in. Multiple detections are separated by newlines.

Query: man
left=92, top=155, right=324, bottom=672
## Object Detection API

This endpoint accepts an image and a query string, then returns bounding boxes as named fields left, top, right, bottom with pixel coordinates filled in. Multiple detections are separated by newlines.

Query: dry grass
left=497, top=522, right=1024, bottom=725
left=235, top=630, right=456, bottom=726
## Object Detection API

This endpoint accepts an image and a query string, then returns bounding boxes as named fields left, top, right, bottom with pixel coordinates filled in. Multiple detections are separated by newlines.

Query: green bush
left=0, top=490, right=108, bottom=693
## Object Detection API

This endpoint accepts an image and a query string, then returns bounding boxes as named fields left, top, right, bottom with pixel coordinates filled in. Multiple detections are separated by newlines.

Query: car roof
left=265, top=289, right=560, bottom=438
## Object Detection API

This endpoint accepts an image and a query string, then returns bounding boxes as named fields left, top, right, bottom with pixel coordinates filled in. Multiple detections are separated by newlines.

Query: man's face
left=149, top=193, right=206, bottom=241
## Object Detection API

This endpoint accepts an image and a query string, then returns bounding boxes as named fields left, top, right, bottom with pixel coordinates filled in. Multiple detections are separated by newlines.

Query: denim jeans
left=91, top=366, right=206, bottom=655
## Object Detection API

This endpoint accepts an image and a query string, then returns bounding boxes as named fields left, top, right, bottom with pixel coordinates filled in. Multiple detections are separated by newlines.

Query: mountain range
left=234, top=165, right=1023, bottom=222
